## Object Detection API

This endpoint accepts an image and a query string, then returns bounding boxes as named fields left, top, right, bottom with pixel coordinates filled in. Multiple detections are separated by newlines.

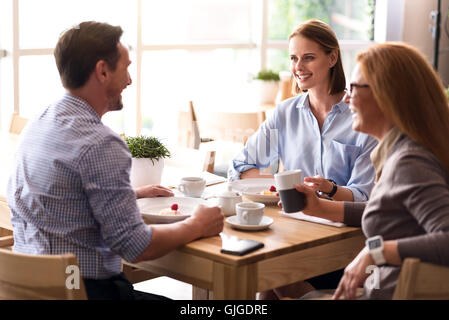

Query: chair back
left=393, top=258, right=449, bottom=299
left=0, top=248, right=87, bottom=300
left=178, top=101, right=202, bottom=149
left=0, top=201, right=12, bottom=237
left=199, top=110, right=266, bottom=145
left=9, top=113, right=28, bottom=135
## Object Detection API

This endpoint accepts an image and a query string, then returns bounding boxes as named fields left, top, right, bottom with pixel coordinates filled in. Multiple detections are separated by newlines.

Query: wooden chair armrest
left=0, top=235, right=14, bottom=248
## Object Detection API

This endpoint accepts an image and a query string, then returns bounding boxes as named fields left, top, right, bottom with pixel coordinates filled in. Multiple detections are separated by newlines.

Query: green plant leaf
left=124, top=135, right=171, bottom=163
left=253, top=69, right=280, bottom=81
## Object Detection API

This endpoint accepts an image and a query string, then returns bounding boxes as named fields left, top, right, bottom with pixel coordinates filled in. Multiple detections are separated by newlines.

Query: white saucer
left=225, top=216, right=274, bottom=231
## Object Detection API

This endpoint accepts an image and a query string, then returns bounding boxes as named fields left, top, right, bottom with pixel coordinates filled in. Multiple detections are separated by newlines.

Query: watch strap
left=326, top=179, right=338, bottom=197
left=370, top=249, right=386, bottom=265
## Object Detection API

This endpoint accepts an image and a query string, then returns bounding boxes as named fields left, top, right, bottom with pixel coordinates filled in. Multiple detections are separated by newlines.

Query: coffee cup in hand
left=236, top=202, right=265, bottom=225
left=178, top=177, right=206, bottom=197
left=274, top=170, right=306, bottom=213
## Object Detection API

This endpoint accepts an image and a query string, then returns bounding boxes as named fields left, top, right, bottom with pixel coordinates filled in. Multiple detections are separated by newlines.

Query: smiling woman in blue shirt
left=229, top=19, right=377, bottom=203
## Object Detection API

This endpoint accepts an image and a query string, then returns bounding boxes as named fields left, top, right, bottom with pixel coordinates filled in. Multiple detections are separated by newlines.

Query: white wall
left=401, top=0, right=449, bottom=86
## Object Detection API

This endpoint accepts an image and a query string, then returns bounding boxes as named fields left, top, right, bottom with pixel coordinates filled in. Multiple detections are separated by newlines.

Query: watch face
left=368, top=238, right=381, bottom=249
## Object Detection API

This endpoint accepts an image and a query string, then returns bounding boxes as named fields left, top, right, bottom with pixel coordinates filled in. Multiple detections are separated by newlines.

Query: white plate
left=137, top=197, right=209, bottom=224
left=226, top=216, right=274, bottom=231
left=230, top=178, right=280, bottom=204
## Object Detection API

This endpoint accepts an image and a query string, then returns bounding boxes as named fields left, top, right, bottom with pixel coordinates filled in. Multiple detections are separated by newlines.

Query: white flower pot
left=130, top=158, right=164, bottom=188
left=253, top=80, right=280, bottom=105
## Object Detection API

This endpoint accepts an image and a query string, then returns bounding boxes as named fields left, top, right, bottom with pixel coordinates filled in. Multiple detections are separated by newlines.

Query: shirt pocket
left=327, top=140, right=361, bottom=182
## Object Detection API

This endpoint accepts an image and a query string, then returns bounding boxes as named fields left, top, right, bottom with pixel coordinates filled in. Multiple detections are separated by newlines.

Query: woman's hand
left=294, top=183, right=322, bottom=216
left=135, top=185, right=174, bottom=199
left=279, top=183, right=345, bottom=222
left=333, top=247, right=374, bottom=300
left=304, top=175, right=333, bottom=193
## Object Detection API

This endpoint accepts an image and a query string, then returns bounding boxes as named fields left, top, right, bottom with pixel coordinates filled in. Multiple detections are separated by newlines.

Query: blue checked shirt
left=228, top=93, right=378, bottom=202
left=7, top=93, right=153, bottom=279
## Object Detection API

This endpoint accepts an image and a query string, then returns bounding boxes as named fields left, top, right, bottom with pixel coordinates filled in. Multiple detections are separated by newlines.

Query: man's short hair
left=54, top=21, right=123, bottom=89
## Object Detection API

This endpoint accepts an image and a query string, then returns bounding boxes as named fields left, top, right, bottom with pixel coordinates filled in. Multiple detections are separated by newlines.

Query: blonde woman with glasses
left=293, top=42, right=449, bottom=300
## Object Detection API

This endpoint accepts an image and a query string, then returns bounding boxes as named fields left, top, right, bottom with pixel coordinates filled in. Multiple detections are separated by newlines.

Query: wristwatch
left=321, top=179, right=338, bottom=198
left=366, top=235, right=386, bottom=265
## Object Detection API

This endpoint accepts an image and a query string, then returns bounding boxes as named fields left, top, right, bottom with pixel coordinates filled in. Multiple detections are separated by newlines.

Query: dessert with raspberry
left=261, top=185, right=279, bottom=196
left=159, top=203, right=181, bottom=215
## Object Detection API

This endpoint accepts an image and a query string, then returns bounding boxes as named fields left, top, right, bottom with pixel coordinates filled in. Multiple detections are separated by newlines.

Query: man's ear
left=95, top=60, right=108, bottom=83
left=329, top=50, right=338, bottom=68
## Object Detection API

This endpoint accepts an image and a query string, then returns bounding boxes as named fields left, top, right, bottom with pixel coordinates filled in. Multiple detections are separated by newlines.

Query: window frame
left=6, top=0, right=391, bottom=134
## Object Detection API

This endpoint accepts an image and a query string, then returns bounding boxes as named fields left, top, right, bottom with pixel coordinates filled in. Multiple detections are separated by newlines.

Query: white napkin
left=279, top=211, right=346, bottom=228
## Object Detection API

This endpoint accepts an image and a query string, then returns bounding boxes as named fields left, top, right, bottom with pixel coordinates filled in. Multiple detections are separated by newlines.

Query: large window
left=0, top=0, right=376, bottom=144
left=266, top=0, right=375, bottom=80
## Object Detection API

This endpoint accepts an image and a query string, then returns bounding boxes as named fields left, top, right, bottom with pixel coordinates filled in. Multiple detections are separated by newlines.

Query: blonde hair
left=357, top=42, right=449, bottom=173
left=288, top=19, right=346, bottom=95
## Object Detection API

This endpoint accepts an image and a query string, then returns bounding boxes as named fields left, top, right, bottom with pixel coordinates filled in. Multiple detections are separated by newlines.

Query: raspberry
left=171, top=203, right=178, bottom=211
left=269, top=185, right=277, bottom=192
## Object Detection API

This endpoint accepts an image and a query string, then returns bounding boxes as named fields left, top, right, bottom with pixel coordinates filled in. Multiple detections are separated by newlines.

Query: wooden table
left=128, top=187, right=365, bottom=300
left=1, top=132, right=365, bottom=299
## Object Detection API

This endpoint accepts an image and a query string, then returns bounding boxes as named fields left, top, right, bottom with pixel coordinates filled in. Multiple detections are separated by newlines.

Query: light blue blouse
left=228, top=93, right=378, bottom=202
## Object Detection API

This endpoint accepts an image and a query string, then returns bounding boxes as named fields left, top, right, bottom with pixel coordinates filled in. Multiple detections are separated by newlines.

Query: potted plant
left=252, top=69, right=281, bottom=105
left=124, top=135, right=171, bottom=188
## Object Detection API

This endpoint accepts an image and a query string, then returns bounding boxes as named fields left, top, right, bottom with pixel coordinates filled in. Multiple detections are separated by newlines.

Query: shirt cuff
left=346, top=186, right=369, bottom=202
left=227, top=164, right=256, bottom=181
left=120, top=223, right=153, bottom=263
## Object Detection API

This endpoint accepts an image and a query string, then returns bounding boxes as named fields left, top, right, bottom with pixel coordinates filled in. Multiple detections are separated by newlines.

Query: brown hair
left=288, top=19, right=346, bottom=95
left=54, top=21, right=123, bottom=89
left=357, top=42, right=449, bottom=172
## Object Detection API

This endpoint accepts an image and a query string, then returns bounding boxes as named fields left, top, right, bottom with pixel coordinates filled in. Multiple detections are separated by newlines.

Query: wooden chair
left=0, top=247, right=87, bottom=299
left=0, top=200, right=12, bottom=237
left=178, top=101, right=214, bottom=149
left=393, top=258, right=449, bottom=300
left=179, top=105, right=267, bottom=177
left=198, top=110, right=266, bottom=145
left=0, top=201, right=86, bottom=300
left=9, top=113, right=28, bottom=135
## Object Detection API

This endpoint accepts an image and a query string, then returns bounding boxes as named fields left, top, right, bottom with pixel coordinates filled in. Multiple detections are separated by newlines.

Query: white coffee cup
left=178, top=177, right=206, bottom=197
left=274, top=170, right=306, bottom=213
left=236, top=202, right=265, bottom=225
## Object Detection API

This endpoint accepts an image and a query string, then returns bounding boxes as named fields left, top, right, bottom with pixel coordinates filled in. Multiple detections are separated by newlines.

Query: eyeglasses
left=346, top=83, right=370, bottom=98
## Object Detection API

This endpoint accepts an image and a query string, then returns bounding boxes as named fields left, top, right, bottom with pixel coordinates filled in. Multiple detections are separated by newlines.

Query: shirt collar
left=62, top=92, right=101, bottom=122
left=296, top=92, right=349, bottom=113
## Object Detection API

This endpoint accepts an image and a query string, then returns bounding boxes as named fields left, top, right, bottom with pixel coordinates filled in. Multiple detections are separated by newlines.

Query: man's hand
left=189, top=204, right=224, bottom=238
left=135, top=185, right=174, bottom=199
